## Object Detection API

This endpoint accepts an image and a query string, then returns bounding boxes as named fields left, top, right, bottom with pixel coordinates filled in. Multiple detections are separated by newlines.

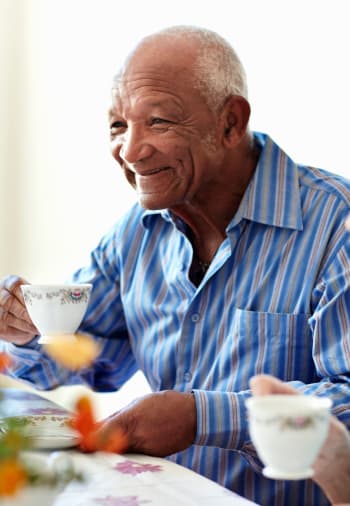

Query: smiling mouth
left=140, top=166, right=171, bottom=176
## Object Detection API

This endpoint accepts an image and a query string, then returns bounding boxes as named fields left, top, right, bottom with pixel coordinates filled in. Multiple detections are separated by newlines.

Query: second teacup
left=246, top=394, right=332, bottom=480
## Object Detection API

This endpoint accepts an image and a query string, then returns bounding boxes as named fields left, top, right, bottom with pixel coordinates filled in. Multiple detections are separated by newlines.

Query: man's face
left=109, top=44, right=224, bottom=210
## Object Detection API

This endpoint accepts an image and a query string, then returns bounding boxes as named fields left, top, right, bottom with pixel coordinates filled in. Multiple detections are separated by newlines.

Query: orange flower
left=43, top=333, right=100, bottom=371
left=0, top=458, right=27, bottom=497
left=70, top=395, right=128, bottom=453
left=69, top=395, right=99, bottom=452
left=0, top=352, right=12, bottom=372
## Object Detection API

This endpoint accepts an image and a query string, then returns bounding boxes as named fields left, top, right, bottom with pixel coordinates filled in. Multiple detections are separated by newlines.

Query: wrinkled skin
left=250, top=374, right=350, bottom=505
left=109, top=35, right=255, bottom=264
left=0, top=275, right=38, bottom=345
left=96, top=390, right=197, bottom=457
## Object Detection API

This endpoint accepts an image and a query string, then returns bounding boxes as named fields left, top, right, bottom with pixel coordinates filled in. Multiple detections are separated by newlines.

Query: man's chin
left=136, top=185, right=186, bottom=211
left=137, top=198, right=167, bottom=211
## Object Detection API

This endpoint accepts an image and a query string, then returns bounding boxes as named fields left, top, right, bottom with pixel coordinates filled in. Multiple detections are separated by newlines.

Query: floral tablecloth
left=52, top=451, right=258, bottom=506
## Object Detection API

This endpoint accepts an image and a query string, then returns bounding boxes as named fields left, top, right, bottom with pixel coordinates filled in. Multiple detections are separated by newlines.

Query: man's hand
left=0, top=275, right=38, bottom=345
left=311, top=414, right=350, bottom=504
left=97, top=390, right=197, bottom=457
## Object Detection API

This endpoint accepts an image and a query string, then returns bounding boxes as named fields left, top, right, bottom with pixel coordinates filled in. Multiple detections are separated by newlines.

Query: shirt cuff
left=192, top=389, right=250, bottom=450
left=11, top=335, right=41, bottom=349
left=3, top=339, right=71, bottom=390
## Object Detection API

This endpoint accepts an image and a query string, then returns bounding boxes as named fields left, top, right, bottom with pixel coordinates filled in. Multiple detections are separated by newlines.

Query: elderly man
left=1, top=26, right=350, bottom=506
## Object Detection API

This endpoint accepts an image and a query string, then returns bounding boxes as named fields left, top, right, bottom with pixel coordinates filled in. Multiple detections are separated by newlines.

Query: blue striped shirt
left=8, top=132, right=350, bottom=505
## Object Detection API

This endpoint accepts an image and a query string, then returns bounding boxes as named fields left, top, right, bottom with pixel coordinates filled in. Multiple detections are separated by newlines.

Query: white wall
left=0, top=1, right=25, bottom=277
left=1, top=0, right=350, bottom=281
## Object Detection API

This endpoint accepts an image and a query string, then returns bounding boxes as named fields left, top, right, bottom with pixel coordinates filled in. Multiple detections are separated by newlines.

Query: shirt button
left=184, top=372, right=192, bottom=382
left=191, top=313, right=200, bottom=322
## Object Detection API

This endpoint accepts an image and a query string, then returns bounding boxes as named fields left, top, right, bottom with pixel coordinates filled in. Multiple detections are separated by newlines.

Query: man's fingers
left=2, top=328, right=36, bottom=346
left=0, top=276, right=37, bottom=344
left=1, top=309, right=37, bottom=334
left=2, top=275, right=28, bottom=303
left=0, top=313, right=36, bottom=344
left=0, top=290, right=33, bottom=323
left=250, top=374, right=298, bottom=396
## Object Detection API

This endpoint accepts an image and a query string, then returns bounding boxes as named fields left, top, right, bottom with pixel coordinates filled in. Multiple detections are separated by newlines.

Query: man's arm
left=1, top=225, right=137, bottom=391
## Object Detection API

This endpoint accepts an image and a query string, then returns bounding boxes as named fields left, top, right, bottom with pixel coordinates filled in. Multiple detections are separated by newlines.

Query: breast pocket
left=225, top=308, right=313, bottom=390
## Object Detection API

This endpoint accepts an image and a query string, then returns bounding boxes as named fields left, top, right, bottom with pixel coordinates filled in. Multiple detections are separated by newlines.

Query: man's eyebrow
left=108, top=107, right=121, bottom=120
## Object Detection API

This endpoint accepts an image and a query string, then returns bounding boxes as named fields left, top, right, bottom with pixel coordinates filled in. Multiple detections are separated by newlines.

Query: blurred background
left=1, top=0, right=350, bottom=410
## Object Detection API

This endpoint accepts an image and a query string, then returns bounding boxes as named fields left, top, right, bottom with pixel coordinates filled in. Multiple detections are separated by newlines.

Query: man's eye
left=110, top=121, right=125, bottom=133
left=151, top=117, right=170, bottom=126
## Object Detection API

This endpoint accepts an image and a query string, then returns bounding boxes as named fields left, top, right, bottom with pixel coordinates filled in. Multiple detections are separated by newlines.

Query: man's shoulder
left=255, top=132, right=350, bottom=207
left=298, top=164, right=350, bottom=207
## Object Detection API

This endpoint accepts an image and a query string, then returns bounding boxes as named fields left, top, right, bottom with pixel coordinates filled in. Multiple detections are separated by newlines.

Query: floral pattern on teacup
left=23, top=288, right=90, bottom=306
left=251, top=414, right=327, bottom=430
left=281, top=416, right=315, bottom=430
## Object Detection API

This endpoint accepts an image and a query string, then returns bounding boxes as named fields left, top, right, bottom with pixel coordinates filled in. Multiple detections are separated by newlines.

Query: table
left=45, top=450, right=258, bottom=505
left=0, top=388, right=258, bottom=505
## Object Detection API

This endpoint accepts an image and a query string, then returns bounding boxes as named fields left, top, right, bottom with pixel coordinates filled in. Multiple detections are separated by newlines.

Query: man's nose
left=119, top=127, right=154, bottom=164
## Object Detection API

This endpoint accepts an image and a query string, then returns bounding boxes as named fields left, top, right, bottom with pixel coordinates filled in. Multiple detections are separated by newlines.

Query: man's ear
left=221, top=95, right=251, bottom=147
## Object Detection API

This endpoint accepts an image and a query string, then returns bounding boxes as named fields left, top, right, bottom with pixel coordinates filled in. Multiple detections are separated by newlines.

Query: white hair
left=150, top=25, right=248, bottom=112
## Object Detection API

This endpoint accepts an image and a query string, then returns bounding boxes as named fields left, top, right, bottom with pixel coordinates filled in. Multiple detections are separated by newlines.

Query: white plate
left=0, top=413, right=79, bottom=450
left=24, top=433, right=79, bottom=449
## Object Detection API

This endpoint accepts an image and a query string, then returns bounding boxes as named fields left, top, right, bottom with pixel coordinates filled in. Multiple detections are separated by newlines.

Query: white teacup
left=245, top=394, right=332, bottom=480
left=21, top=284, right=92, bottom=344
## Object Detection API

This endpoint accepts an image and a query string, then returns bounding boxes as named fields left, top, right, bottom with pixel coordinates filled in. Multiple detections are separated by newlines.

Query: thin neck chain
left=198, top=259, right=210, bottom=273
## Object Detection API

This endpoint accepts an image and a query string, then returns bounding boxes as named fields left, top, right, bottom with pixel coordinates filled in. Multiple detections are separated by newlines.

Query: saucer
left=263, top=466, right=314, bottom=480
left=0, top=413, right=79, bottom=450
left=24, top=433, right=79, bottom=450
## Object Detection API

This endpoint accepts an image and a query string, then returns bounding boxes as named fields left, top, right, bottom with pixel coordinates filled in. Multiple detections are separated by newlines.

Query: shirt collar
left=141, top=132, right=303, bottom=232
left=236, top=132, right=303, bottom=231
left=141, top=208, right=182, bottom=229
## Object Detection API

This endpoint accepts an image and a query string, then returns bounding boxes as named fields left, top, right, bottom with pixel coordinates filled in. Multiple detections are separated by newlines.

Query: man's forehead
left=112, top=36, right=197, bottom=84
left=108, top=39, right=198, bottom=116
left=109, top=64, right=191, bottom=105
left=108, top=91, right=184, bottom=117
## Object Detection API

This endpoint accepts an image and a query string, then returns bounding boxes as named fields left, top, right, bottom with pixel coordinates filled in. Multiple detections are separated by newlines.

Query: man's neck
left=170, top=136, right=260, bottom=263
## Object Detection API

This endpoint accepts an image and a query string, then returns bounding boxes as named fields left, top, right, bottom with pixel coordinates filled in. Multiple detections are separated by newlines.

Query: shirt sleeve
left=192, top=389, right=250, bottom=450
left=5, top=223, right=138, bottom=391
